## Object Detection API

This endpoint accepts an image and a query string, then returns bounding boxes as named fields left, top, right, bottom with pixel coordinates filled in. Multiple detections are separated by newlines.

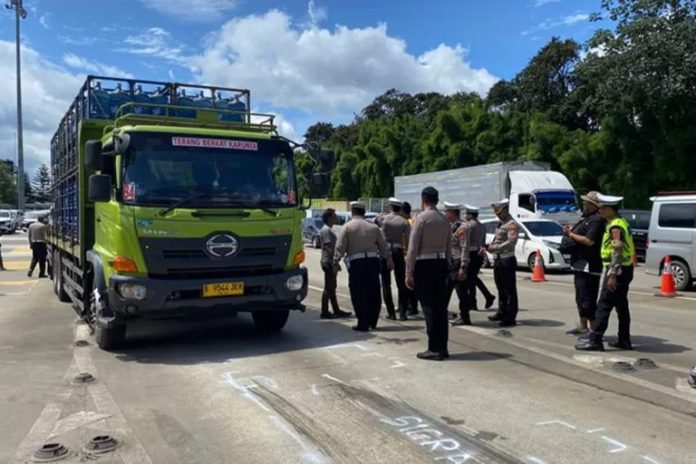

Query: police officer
left=27, top=215, right=49, bottom=278
left=379, top=198, right=411, bottom=321
left=452, top=204, right=489, bottom=325
left=401, top=201, right=420, bottom=317
left=406, top=187, right=451, bottom=361
left=319, top=209, right=351, bottom=319
left=486, top=199, right=519, bottom=327
left=576, top=194, right=635, bottom=351
left=443, top=202, right=468, bottom=323
left=334, top=201, right=392, bottom=332
left=562, top=191, right=605, bottom=336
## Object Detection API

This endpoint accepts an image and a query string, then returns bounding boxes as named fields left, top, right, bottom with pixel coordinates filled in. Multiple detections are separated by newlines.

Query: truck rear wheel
left=252, top=310, right=289, bottom=331
left=90, top=279, right=127, bottom=350
left=53, top=252, right=71, bottom=303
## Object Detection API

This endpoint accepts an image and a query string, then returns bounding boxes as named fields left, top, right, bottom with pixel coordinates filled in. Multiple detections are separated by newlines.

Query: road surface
left=2, top=236, right=695, bottom=464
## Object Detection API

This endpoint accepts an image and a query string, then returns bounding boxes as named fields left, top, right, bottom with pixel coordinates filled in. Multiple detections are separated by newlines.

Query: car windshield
left=535, top=191, right=579, bottom=213
left=122, top=133, right=297, bottom=209
left=523, top=220, right=564, bottom=237
left=25, top=211, right=43, bottom=219
left=0, top=211, right=10, bottom=218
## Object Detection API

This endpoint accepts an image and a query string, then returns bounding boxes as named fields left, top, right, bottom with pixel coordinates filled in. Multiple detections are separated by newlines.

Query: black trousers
left=493, top=256, right=518, bottom=322
left=574, top=272, right=601, bottom=320
left=321, top=263, right=341, bottom=314
left=30, top=242, right=48, bottom=276
left=465, top=252, right=485, bottom=311
left=445, top=260, right=469, bottom=321
left=591, top=266, right=634, bottom=344
left=380, top=249, right=408, bottom=317
left=415, top=259, right=449, bottom=353
left=348, top=258, right=382, bottom=330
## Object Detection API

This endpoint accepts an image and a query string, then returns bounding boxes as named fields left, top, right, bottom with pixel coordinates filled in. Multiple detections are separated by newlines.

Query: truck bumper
left=107, top=267, right=308, bottom=318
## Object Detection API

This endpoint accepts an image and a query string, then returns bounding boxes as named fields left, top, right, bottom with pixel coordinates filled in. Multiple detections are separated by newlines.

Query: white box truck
left=394, top=161, right=580, bottom=226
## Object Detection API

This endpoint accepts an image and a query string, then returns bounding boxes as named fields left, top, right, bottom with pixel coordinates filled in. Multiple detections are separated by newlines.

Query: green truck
left=49, top=76, right=331, bottom=349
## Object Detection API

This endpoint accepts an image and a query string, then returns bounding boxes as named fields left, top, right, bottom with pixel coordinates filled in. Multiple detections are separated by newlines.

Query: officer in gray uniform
left=486, top=199, right=519, bottom=327
left=334, top=201, right=393, bottom=332
left=319, top=209, right=351, bottom=319
left=459, top=204, right=494, bottom=319
left=379, top=197, right=411, bottom=321
left=406, top=187, right=452, bottom=361
left=443, top=202, right=468, bottom=323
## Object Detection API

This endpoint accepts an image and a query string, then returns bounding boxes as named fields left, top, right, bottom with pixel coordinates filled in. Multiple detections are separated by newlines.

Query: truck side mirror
left=319, top=149, right=336, bottom=170
left=89, top=174, right=112, bottom=202
left=85, top=140, right=103, bottom=170
left=310, top=173, right=330, bottom=198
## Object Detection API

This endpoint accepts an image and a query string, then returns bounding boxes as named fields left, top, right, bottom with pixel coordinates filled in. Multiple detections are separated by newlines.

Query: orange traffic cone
left=656, top=256, right=677, bottom=297
left=531, top=249, right=546, bottom=282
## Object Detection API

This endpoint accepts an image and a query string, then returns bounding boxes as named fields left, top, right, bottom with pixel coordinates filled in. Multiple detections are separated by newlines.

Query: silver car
left=645, top=193, right=696, bottom=291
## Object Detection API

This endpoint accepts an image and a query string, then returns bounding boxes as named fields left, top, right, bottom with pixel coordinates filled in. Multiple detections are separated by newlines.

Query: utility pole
left=6, top=0, right=27, bottom=210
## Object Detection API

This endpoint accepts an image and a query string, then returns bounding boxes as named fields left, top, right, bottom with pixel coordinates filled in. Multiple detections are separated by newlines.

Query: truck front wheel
left=89, top=279, right=127, bottom=350
left=252, top=310, right=289, bottom=331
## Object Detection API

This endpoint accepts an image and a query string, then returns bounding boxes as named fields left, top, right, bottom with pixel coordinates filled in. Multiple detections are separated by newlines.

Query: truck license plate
left=202, top=282, right=244, bottom=297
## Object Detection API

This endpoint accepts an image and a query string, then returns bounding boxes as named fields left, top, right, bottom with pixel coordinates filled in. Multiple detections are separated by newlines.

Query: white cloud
left=522, top=11, right=589, bottom=36
left=307, top=0, right=327, bottom=27
left=59, top=35, right=98, bottom=46
left=532, top=0, right=560, bottom=7
left=63, top=53, right=133, bottom=78
left=191, top=10, right=498, bottom=119
left=118, top=27, right=186, bottom=63
left=140, top=0, right=237, bottom=22
left=0, top=41, right=82, bottom=176
left=39, top=14, right=50, bottom=29
left=561, top=13, right=590, bottom=25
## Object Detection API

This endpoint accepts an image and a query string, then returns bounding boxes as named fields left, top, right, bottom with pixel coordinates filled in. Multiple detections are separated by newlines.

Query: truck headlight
left=118, top=283, right=147, bottom=300
left=285, top=275, right=304, bottom=291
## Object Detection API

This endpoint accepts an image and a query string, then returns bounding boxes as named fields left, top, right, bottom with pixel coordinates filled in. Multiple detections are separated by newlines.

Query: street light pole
left=6, top=0, right=27, bottom=211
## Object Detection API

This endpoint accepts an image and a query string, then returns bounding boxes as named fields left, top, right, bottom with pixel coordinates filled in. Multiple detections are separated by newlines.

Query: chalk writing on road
left=381, top=416, right=481, bottom=463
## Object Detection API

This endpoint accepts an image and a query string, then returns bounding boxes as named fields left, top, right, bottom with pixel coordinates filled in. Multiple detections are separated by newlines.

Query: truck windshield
left=523, top=220, right=564, bottom=237
left=534, top=191, right=578, bottom=213
left=122, top=133, right=297, bottom=209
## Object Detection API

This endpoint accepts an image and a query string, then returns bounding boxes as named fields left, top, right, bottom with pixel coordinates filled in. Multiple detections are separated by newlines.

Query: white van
left=645, top=193, right=696, bottom=291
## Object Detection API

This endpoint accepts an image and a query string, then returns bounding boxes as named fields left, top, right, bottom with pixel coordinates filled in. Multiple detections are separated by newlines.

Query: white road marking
left=48, top=410, right=112, bottom=438
left=389, top=359, right=407, bottom=369
left=322, top=342, right=369, bottom=351
left=536, top=420, right=576, bottom=429
left=321, top=373, right=347, bottom=385
left=268, top=415, right=328, bottom=464
left=361, top=352, right=385, bottom=358
left=310, top=384, right=319, bottom=396
left=643, top=456, right=663, bottom=464
left=525, top=457, right=548, bottom=464
left=585, top=428, right=606, bottom=434
left=600, top=436, right=628, bottom=453
left=674, top=377, right=696, bottom=394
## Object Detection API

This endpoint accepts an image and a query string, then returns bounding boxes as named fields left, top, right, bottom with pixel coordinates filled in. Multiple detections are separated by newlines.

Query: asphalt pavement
left=1, top=238, right=695, bottom=464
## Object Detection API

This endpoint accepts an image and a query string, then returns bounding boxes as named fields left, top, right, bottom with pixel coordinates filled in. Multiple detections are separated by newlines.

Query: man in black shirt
left=562, top=191, right=606, bottom=336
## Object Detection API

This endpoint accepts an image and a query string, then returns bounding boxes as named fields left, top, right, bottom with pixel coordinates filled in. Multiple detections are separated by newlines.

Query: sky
left=0, top=0, right=608, bottom=177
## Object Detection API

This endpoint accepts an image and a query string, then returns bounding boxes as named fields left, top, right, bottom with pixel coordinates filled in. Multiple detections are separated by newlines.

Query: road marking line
left=600, top=436, right=628, bottom=453
left=586, top=428, right=606, bottom=434
left=0, top=280, right=35, bottom=286
left=525, top=457, right=548, bottom=464
left=321, top=373, right=346, bottom=385
left=643, top=456, right=663, bottom=464
left=310, top=384, right=319, bottom=396
left=9, top=400, right=65, bottom=464
left=675, top=378, right=696, bottom=394
left=536, top=420, right=576, bottom=429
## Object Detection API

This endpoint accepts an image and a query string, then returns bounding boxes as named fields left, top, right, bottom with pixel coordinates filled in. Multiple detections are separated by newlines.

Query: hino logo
left=206, top=234, right=239, bottom=258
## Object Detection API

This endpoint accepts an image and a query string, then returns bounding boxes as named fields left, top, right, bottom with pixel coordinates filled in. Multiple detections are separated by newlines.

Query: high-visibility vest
left=601, top=217, right=635, bottom=266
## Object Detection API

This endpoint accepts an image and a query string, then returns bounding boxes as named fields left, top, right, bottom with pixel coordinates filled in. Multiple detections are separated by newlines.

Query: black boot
left=575, top=341, right=605, bottom=351
left=608, top=340, right=633, bottom=350
left=488, top=313, right=503, bottom=321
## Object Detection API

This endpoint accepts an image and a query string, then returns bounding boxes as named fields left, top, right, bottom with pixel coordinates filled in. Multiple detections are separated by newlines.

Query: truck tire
left=90, top=279, right=127, bottom=350
left=670, top=259, right=692, bottom=292
left=53, top=253, right=71, bottom=303
left=252, top=310, right=290, bottom=331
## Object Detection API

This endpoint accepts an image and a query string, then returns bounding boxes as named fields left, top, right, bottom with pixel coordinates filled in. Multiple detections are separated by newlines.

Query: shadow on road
left=111, top=307, right=384, bottom=365
left=447, top=351, right=513, bottom=362
left=629, top=335, right=693, bottom=354
left=518, top=318, right=565, bottom=328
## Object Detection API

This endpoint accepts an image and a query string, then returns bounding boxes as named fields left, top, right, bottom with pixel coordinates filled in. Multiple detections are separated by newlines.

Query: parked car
left=645, top=192, right=696, bottom=291
left=301, top=216, right=346, bottom=249
left=482, top=218, right=571, bottom=271
left=0, top=210, right=15, bottom=234
left=9, top=210, right=23, bottom=232
left=621, top=209, right=650, bottom=262
left=23, top=210, right=51, bottom=231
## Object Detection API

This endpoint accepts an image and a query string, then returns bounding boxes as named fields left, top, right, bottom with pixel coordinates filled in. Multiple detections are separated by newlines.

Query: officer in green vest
left=576, top=193, right=635, bottom=351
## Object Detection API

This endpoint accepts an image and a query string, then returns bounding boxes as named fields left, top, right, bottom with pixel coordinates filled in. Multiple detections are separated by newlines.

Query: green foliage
left=0, top=164, right=17, bottom=204
left=304, top=0, right=696, bottom=208
left=32, top=164, right=51, bottom=202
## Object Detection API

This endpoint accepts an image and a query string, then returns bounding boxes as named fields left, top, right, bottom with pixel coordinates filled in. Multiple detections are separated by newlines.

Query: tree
left=32, top=164, right=52, bottom=202
left=0, top=164, right=17, bottom=205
